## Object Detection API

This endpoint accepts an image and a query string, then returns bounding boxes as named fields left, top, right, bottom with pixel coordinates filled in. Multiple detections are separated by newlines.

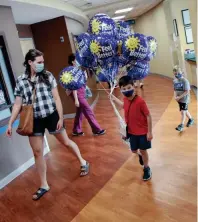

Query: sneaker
left=175, top=124, right=184, bottom=132
left=72, top=132, right=85, bottom=136
left=186, top=118, right=194, bottom=127
left=143, top=167, right=152, bottom=181
left=138, top=154, right=144, bottom=166
left=93, top=130, right=106, bottom=136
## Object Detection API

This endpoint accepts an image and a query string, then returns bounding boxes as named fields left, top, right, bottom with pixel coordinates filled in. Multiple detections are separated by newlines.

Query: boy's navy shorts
left=129, top=134, right=151, bottom=151
left=178, top=102, right=188, bottom=111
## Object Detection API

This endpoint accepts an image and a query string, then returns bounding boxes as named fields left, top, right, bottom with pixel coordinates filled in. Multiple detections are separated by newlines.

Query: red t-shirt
left=124, top=96, right=150, bottom=135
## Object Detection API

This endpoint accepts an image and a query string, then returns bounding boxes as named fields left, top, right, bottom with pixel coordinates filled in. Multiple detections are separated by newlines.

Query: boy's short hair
left=68, top=53, right=75, bottom=66
left=119, top=76, right=134, bottom=88
left=173, top=65, right=182, bottom=73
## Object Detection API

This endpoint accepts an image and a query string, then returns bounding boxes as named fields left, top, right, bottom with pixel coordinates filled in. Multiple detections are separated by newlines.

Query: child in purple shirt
left=67, top=54, right=106, bottom=136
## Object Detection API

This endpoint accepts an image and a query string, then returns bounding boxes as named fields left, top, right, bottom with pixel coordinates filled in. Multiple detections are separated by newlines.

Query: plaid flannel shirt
left=14, top=71, right=57, bottom=119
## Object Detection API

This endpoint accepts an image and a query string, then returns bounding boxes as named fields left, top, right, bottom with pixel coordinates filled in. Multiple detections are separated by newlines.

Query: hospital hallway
left=0, top=74, right=197, bottom=222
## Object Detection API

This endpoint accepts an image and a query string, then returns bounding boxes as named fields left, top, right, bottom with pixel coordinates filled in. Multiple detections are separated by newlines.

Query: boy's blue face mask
left=121, top=89, right=134, bottom=97
left=175, top=73, right=182, bottom=79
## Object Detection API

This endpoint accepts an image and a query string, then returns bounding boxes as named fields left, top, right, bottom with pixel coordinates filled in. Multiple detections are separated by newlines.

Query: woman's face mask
left=34, top=63, right=44, bottom=73
left=29, top=56, right=44, bottom=73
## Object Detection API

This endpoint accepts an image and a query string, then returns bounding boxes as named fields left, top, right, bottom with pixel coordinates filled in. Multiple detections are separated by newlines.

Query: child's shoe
left=143, top=167, right=152, bottom=181
left=175, top=124, right=184, bottom=132
left=186, top=118, right=194, bottom=127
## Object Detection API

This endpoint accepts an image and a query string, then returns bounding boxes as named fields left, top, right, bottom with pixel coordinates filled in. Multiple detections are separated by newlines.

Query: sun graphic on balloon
left=125, top=36, right=140, bottom=51
left=75, top=42, right=79, bottom=51
left=91, top=19, right=102, bottom=35
left=116, top=22, right=121, bottom=28
left=60, top=71, right=73, bottom=84
left=96, top=67, right=102, bottom=75
left=149, top=40, right=157, bottom=52
left=90, top=40, right=101, bottom=55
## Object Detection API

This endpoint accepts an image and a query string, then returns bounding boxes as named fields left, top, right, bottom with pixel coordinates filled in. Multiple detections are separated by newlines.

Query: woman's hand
left=57, top=118, right=63, bottom=131
left=6, top=124, right=12, bottom=137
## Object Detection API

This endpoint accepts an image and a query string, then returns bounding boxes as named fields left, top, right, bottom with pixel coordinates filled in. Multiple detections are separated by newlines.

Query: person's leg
left=181, top=110, right=187, bottom=125
left=73, top=107, right=84, bottom=134
left=186, top=107, right=194, bottom=127
left=139, top=150, right=149, bottom=168
left=29, top=136, right=50, bottom=199
left=139, top=135, right=152, bottom=181
left=79, top=98, right=103, bottom=133
left=176, top=103, right=186, bottom=131
left=186, top=110, right=192, bottom=119
left=139, top=149, right=152, bottom=181
left=129, top=134, right=143, bottom=165
left=46, top=110, right=89, bottom=176
left=53, top=130, right=86, bottom=165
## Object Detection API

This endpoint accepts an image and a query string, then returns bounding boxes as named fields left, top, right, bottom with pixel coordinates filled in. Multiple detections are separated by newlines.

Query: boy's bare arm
left=110, top=94, right=124, bottom=108
left=147, top=114, right=153, bottom=141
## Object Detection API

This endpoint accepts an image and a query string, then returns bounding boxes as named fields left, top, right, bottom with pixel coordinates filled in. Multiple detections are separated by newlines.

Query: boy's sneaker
left=138, top=154, right=144, bottom=166
left=72, top=132, right=85, bottom=136
left=175, top=124, right=184, bottom=132
left=143, top=167, right=152, bottom=181
left=93, top=130, right=106, bottom=136
left=186, top=118, right=194, bottom=127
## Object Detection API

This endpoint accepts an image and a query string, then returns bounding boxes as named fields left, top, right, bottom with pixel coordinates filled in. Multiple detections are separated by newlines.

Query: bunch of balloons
left=60, top=13, right=158, bottom=90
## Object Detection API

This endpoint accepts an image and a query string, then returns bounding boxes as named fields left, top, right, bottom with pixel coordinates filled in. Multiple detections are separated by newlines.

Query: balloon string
left=93, top=71, right=129, bottom=147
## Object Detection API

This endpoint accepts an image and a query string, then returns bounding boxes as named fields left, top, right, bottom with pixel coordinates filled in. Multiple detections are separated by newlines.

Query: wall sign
left=184, top=26, right=193, bottom=44
left=181, top=9, right=191, bottom=26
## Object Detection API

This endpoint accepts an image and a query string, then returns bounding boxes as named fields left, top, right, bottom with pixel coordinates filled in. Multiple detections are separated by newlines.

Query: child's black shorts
left=129, top=134, right=151, bottom=151
left=31, top=110, right=65, bottom=136
left=178, top=102, right=188, bottom=111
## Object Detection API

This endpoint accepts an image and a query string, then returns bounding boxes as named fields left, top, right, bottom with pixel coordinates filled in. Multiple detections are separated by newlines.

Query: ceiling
left=63, top=0, right=164, bottom=19
left=0, top=0, right=163, bottom=26
left=0, top=0, right=89, bottom=25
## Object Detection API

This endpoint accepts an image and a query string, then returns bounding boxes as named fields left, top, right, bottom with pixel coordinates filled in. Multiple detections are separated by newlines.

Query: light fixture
left=112, top=15, right=126, bottom=20
left=115, top=7, right=133, bottom=14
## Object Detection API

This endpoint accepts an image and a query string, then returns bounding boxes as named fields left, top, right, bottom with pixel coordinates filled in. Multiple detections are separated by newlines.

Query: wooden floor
left=0, top=75, right=197, bottom=222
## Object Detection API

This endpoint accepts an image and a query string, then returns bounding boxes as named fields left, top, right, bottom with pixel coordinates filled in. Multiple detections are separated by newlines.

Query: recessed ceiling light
left=112, top=15, right=126, bottom=20
left=115, top=7, right=133, bottom=14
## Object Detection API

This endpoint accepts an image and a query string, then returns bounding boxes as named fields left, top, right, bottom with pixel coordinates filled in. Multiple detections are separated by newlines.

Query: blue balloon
left=59, top=66, right=86, bottom=90
left=127, top=61, right=150, bottom=80
left=116, top=53, right=130, bottom=68
left=122, top=33, right=149, bottom=61
left=147, top=36, right=158, bottom=60
left=90, top=35, right=117, bottom=61
left=116, top=21, right=131, bottom=39
left=101, top=58, right=119, bottom=83
left=93, top=66, right=109, bottom=82
left=75, top=51, right=96, bottom=69
left=75, top=33, right=91, bottom=58
left=88, top=14, right=117, bottom=36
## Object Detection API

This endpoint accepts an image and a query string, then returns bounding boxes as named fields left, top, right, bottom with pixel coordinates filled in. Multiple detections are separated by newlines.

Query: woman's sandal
left=80, top=162, right=90, bottom=177
left=32, top=187, right=50, bottom=201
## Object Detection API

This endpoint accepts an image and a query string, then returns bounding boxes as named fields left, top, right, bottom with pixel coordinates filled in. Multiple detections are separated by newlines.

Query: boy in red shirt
left=111, top=76, right=153, bottom=181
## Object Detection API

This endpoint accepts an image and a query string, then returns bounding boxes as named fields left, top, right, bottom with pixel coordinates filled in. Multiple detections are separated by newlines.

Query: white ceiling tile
left=62, top=0, right=163, bottom=19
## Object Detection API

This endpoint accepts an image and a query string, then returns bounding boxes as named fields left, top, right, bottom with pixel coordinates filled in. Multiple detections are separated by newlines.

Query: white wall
left=65, top=17, right=86, bottom=52
left=134, top=3, right=173, bottom=78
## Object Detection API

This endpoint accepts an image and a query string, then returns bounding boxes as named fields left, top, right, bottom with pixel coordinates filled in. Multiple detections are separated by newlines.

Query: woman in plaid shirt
left=6, top=49, right=89, bottom=200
